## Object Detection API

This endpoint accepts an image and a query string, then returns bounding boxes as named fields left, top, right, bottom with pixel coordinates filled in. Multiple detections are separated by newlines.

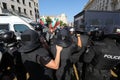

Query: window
left=0, top=24, right=9, bottom=31
left=29, top=2, right=31, bottom=7
left=38, top=15, right=39, bottom=18
left=24, top=8, right=26, bottom=14
left=34, top=2, right=38, bottom=7
left=105, top=6, right=108, bottom=10
left=22, top=0, right=25, bottom=5
left=30, top=10, right=32, bottom=15
left=2, top=2, right=7, bottom=9
left=34, top=8, right=36, bottom=12
left=36, top=3, right=38, bottom=7
left=106, top=0, right=109, bottom=4
left=11, top=5, right=15, bottom=11
left=14, top=24, right=30, bottom=33
left=17, top=0, right=20, bottom=3
left=18, top=7, right=21, bottom=13
left=34, top=2, right=36, bottom=6
left=37, top=9, right=39, bottom=13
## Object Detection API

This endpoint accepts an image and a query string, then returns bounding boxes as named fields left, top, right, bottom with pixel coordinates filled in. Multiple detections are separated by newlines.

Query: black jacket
left=83, top=38, right=120, bottom=80
left=51, top=43, right=79, bottom=80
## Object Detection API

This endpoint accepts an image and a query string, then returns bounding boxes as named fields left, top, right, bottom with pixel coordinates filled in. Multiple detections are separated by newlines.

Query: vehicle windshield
left=0, top=24, right=9, bottom=31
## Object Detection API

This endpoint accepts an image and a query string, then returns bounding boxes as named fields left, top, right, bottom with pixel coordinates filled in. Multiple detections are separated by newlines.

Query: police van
left=0, top=14, right=35, bottom=40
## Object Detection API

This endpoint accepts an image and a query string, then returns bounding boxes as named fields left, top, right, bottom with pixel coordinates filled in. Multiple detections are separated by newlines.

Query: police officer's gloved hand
left=76, top=34, right=81, bottom=37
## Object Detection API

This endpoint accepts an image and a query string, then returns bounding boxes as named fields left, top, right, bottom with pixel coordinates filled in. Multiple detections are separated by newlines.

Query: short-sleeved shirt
left=21, top=47, right=51, bottom=65
left=50, top=43, right=79, bottom=80
left=21, top=47, right=53, bottom=80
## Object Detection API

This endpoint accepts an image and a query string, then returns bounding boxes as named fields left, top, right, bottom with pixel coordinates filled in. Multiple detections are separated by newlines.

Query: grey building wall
left=84, top=0, right=120, bottom=11
left=0, top=0, right=40, bottom=21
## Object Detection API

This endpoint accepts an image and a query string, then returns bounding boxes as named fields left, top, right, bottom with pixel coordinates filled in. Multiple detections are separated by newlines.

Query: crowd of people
left=0, top=21, right=120, bottom=80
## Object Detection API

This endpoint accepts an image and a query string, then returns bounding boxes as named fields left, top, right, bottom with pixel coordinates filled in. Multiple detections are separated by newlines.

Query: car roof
left=0, top=15, right=25, bottom=23
left=0, top=15, right=34, bottom=30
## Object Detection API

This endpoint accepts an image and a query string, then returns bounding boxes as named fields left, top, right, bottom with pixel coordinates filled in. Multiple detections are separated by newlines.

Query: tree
left=46, top=17, right=52, bottom=27
left=60, top=20, right=63, bottom=26
left=60, top=20, right=67, bottom=26
left=63, top=23, right=67, bottom=26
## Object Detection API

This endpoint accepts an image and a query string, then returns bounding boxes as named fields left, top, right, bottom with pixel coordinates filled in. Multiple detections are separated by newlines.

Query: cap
left=19, top=30, right=40, bottom=53
left=56, top=29, right=72, bottom=48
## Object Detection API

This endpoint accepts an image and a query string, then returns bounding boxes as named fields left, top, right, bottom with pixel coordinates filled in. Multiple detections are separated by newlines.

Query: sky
left=39, top=0, right=89, bottom=22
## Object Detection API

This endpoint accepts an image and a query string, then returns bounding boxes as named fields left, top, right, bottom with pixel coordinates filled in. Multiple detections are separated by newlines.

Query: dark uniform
left=73, top=26, right=89, bottom=79
left=77, top=33, right=89, bottom=79
left=0, top=31, right=26, bottom=80
left=83, top=29, right=120, bottom=80
left=51, top=28, right=79, bottom=80
left=19, top=30, right=54, bottom=80
left=110, top=34, right=120, bottom=80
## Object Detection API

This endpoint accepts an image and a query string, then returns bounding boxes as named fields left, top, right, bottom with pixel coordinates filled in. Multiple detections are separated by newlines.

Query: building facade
left=84, top=0, right=120, bottom=11
left=40, top=13, right=68, bottom=24
left=74, top=0, right=120, bottom=32
left=0, top=0, right=40, bottom=21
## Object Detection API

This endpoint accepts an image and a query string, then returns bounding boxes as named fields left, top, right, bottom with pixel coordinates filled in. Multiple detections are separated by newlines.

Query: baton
left=73, top=64, right=80, bottom=80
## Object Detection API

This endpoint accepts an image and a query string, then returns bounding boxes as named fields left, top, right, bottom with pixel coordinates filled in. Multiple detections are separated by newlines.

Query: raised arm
left=45, top=45, right=63, bottom=69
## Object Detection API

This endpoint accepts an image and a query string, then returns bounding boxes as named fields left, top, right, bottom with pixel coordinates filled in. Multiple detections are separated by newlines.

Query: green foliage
left=60, top=20, right=63, bottom=26
left=46, top=17, right=52, bottom=25
left=63, top=23, right=67, bottom=26
left=60, top=20, right=67, bottom=26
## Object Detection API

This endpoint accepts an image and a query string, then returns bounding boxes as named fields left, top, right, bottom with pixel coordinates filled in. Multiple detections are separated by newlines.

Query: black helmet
left=55, top=29, right=72, bottom=48
left=35, top=24, right=43, bottom=31
left=30, top=22, right=43, bottom=31
left=89, top=28, right=104, bottom=41
left=0, top=30, right=16, bottom=43
left=106, top=28, right=120, bottom=39
left=19, top=30, right=40, bottom=53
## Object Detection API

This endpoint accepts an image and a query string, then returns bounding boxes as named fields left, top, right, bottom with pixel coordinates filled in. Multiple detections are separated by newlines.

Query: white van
left=0, top=14, right=35, bottom=40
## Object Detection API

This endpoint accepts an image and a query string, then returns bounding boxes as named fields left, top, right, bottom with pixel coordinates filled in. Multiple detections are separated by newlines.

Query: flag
left=53, top=20, right=60, bottom=30
left=49, top=23, right=54, bottom=32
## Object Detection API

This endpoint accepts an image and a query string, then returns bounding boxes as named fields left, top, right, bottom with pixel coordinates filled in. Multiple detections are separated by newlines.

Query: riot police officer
left=72, top=25, right=89, bottom=80
left=18, top=29, right=63, bottom=80
left=50, top=28, right=80, bottom=80
left=83, top=28, right=120, bottom=80
left=0, top=30, right=26, bottom=80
